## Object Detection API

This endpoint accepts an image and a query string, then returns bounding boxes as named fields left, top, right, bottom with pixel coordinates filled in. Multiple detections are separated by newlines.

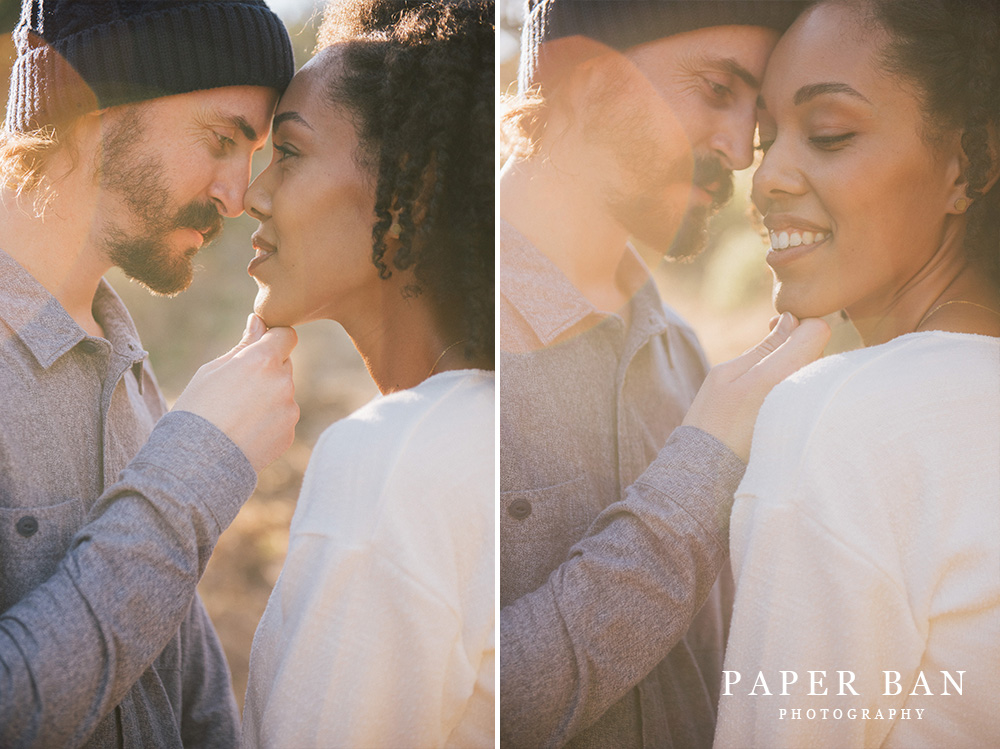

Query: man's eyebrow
left=212, top=113, right=259, bottom=141
left=794, top=82, right=871, bottom=106
left=272, top=111, right=312, bottom=132
left=710, top=57, right=761, bottom=90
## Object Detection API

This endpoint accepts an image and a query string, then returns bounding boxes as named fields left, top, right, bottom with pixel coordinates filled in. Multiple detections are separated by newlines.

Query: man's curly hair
left=869, top=0, right=1000, bottom=289
left=317, top=0, right=494, bottom=366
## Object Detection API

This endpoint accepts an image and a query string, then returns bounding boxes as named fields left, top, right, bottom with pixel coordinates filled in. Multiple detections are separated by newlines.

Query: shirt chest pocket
left=0, top=498, right=85, bottom=612
left=500, top=475, right=592, bottom=601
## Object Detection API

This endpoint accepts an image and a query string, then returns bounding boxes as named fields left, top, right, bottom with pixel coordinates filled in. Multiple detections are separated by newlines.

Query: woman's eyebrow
left=794, top=82, right=871, bottom=106
left=272, top=111, right=312, bottom=132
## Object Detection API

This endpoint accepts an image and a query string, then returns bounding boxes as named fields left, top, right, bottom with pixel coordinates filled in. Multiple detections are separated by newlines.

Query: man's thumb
left=242, top=313, right=266, bottom=345
left=216, top=314, right=266, bottom=363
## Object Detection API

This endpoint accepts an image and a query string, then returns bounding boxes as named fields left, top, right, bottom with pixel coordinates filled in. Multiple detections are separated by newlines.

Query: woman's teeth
left=769, top=229, right=828, bottom=250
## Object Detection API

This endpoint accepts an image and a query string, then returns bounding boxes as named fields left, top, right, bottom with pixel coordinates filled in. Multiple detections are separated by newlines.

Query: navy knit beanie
left=6, top=0, right=295, bottom=132
left=520, top=0, right=811, bottom=91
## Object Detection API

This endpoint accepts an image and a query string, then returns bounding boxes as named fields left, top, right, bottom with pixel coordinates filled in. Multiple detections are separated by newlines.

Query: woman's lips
left=762, top=215, right=833, bottom=267
left=248, top=237, right=277, bottom=276
left=768, top=228, right=829, bottom=250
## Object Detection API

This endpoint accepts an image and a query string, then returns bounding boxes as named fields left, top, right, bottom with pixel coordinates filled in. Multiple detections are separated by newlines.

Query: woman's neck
left=846, top=225, right=1000, bottom=345
left=340, top=280, right=481, bottom=395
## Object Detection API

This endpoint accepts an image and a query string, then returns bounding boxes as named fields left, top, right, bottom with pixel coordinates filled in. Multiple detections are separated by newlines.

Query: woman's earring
left=954, top=197, right=970, bottom=212
left=388, top=220, right=402, bottom=239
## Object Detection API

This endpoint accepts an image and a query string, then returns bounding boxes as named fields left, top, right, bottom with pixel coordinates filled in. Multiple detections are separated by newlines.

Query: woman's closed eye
left=754, top=132, right=856, bottom=154
left=274, top=142, right=299, bottom=162
left=809, top=132, right=856, bottom=151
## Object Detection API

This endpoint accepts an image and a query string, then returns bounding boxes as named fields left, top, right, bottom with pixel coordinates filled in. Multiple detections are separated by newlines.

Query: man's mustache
left=693, top=156, right=734, bottom=208
left=174, top=201, right=224, bottom=243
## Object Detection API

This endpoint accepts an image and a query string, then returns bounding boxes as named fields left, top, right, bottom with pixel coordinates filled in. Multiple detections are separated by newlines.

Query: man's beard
left=666, top=155, right=734, bottom=260
left=606, top=151, right=734, bottom=261
left=99, top=110, right=223, bottom=296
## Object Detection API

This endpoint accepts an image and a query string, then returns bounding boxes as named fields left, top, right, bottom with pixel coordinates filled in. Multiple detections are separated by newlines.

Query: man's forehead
left=190, top=86, right=277, bottom=139
left=627, top=25, right=779, bottom=81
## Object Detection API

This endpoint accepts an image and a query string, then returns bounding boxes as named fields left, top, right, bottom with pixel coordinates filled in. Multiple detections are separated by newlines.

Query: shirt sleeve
left=713, top=384, right=925, bottom=749
left=0, top=410, right=255, bottom=748
left=499, top=426, right=745, bottom=748
left=179, top=594, right=240, bottom=748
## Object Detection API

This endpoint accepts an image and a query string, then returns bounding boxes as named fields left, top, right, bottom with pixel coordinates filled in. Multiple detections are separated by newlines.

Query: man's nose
left=209, top=156, right=254, bottom=218
left=710, top=105, right=757, bottom=172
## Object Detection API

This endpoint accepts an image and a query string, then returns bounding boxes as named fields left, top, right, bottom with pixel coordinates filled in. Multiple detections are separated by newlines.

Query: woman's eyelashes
left=273, top=142, right=298, bottom=163
left=809, top=132, right=856, bottom=150
left=754, top=132, right=856, bottom=154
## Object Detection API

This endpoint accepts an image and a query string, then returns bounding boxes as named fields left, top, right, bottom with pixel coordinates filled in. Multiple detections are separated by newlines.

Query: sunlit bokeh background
left=0, top=0, right=376, bottom=709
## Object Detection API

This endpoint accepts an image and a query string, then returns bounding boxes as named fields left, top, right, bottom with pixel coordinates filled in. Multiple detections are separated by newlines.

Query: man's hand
left=683, top=313, right=831, bottom=462
left=173, top=314, right=299, bottom=472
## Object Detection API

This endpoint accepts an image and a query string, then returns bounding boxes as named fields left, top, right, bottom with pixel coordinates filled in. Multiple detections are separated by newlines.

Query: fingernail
left=247, top=314, right=264, bottom=336
left=776, top=311, right=795, bottom=333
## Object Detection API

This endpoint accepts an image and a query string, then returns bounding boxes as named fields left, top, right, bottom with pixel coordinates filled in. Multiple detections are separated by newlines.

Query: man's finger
left=252, top=325, right=298, bottom=362
left=727, top=312, right=799, bottom=378
left=750, top=318, right=831, bottom=383
left=214, top=314, right=267, bottom=364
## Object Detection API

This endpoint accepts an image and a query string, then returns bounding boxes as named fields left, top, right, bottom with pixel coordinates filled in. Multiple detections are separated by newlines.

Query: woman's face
left=244, top=47, right=378, bottom=327
left=752, top=2, right=966, bottom=320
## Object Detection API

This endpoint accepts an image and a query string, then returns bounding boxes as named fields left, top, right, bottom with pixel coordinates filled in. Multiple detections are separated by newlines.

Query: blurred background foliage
left=0, top=0, right=378, bottom=708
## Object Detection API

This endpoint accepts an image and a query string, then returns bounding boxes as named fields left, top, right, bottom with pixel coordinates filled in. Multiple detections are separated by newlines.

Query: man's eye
left=215, top=132, right=236, bottom=148
left=705, top=78, right=732, bottom=100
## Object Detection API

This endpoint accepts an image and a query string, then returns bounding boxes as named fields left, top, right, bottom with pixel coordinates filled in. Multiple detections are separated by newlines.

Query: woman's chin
left=253, top=295, right=301, bottom=329
left=773, top=289, right=839, bottom=322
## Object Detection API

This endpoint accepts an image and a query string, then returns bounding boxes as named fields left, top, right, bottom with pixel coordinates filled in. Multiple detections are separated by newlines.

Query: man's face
left=95, top=85, right=277, bottom=295
left=582, top=24, right=780, bottom=258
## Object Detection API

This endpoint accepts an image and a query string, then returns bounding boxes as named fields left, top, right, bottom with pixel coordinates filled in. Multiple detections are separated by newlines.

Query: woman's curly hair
left=868, top=0, right=1000, bottom=289
left=317, top=0, right=494, bottom=366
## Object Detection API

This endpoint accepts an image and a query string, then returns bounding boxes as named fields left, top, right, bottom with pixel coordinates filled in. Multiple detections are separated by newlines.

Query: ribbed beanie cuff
left=520, top=0, right=811, bottom=91
left=6, top=0, right=295, bottom=133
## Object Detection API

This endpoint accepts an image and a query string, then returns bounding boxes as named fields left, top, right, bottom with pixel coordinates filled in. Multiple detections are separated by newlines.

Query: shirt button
left=79, top=340, right=99, bottom=354
left=16, top=516, right=38, bottom=538
left=508, top=498, right=532, bottom=520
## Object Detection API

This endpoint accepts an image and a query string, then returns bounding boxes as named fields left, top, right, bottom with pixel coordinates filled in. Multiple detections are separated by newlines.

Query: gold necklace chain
left=427, top=339, right=467, bottom=379
left=917, top=299, right=1000, bottom=330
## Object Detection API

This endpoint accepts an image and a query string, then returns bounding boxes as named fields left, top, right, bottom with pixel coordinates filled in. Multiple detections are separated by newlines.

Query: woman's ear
left=947, top=124, right=1000, bottom=213
left=980, top=123, right=1000, bottom=196
left=945, top=129, right=972, bottom=214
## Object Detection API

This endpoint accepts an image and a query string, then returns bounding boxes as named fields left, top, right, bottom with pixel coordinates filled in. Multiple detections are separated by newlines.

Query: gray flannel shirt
left=499, top=220, right=745, bottom=748
left=0, top=249, right=256, bottom=748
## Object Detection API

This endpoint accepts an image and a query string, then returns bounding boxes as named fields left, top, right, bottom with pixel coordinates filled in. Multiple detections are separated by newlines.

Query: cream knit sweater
left=243, top=370, right=495, bottom=748
left=715, top=332, right=1000, bottom=749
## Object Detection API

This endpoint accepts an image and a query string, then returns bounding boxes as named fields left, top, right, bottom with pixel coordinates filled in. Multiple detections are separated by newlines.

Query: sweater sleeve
left=500, top=426, right=745, bottom=748
left=713, top=374, right=926, bottom=749
left=0, top=411, right=255, bottom=748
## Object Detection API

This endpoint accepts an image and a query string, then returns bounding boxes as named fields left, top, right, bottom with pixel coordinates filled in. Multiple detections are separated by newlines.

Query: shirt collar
left=499, top=219, right=667, bottom=345
left=498, top=219, right=595, bottom=345
left=0, top=249, right=146, bottom=369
